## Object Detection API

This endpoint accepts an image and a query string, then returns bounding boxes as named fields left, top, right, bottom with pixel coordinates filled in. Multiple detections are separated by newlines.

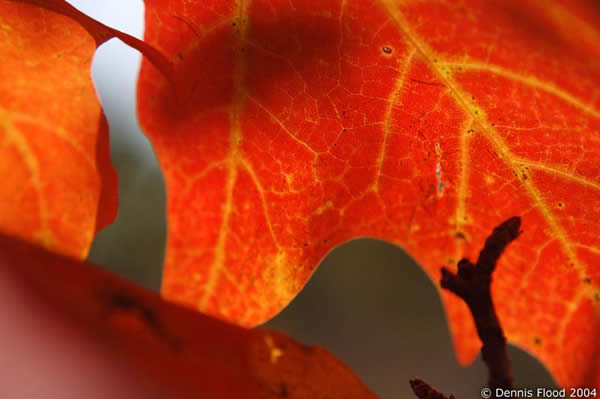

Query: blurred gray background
left=71, top=1, right=556, bottom=397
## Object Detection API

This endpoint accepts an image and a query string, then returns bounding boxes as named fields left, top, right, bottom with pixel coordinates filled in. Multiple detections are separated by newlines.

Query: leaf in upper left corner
left=0, top=0, right=119, bottom=258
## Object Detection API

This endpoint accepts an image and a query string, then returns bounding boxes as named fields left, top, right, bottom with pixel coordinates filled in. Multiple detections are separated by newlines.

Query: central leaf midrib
left=200, top=0, right=251, bottom=311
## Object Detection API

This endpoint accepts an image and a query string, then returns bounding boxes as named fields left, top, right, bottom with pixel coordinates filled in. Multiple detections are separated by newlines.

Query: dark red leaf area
left=0, top=235, right=377, bottom=399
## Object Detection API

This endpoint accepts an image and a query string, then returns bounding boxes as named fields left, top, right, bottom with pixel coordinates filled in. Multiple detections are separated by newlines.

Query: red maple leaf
left=137, top=0, right=600, bottom=388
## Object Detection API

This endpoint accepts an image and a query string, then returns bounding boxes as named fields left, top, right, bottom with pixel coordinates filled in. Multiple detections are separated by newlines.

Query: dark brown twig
left=442, top=216, right=520, bottom=393
left=409, top=378, right=455, bottom=399
left=410, top=216, right=521, bottom=399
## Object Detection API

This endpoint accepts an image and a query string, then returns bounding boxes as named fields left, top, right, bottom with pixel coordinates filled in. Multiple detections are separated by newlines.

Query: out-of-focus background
left=70, top=1, right=556, bottom=397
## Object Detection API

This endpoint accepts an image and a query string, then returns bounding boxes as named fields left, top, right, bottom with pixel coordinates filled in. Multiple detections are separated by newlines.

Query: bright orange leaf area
left=0, top=2, right=117, bottom=258
left=138, top=0, right=600, bottom=387
left=0, top=235, right=377, bottom=399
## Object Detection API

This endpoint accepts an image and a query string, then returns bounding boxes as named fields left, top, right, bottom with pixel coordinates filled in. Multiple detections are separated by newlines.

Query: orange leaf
left=0, top=0, right=119, bottom=258
left=0, top=234, right=377, bottom=398
left=137, top=0, right=600, bottom=388
left=1, top=0, right=176, bottom=257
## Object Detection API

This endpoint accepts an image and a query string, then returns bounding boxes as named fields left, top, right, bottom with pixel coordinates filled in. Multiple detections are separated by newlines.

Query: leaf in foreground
left=0, top=234, right=377, bottom=398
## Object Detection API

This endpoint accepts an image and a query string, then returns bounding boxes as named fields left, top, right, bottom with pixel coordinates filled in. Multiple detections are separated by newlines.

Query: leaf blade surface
left=0, top=0, right=118, bottom=258
left=137, top=0, right=600, bottom=387
left=0, top=234, right=378, bottom=398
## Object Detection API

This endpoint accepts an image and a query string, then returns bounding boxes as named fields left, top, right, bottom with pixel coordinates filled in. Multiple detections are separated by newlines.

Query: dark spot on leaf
left=455, top=231, right=467, bottom=240
left=583, top=277, right=591, bottom=284
left=303, top=242, right=308, bottom=247
left=111, top=292, right=137, bottom=309
left=299, top=343, right=314, bottom=353
left=533, top=336, right=542, bottom=345
left=177, top=52, right=184, bottom=60
left=557, top=202, right=564, bottom=208
left=111, top=292, right=157, bottom=328
left=279, top=383, right=289, bottom=397
left=110, top=292, right=182, bottom=352
left=382, top=46, right=392, bottom=54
